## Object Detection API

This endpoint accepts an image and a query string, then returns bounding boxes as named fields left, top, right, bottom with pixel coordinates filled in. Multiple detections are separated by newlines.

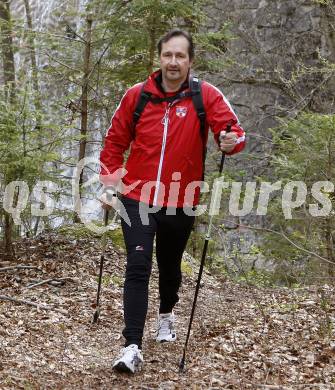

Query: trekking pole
left=93, top=208, right=109, bottom=323
left=179, top=122, right=232, bottom=372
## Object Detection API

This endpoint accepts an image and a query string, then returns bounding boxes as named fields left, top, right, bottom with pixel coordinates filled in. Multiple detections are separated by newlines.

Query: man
left=100, top=29, right=245, bottom=373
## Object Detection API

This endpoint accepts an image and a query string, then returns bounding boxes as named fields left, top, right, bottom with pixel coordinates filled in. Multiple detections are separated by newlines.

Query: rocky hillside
left=0, top=228, right=334, bottom=389
left=203, top=0, right=335, bottom=265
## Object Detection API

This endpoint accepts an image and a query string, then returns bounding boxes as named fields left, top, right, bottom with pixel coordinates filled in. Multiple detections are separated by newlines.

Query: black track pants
left=120, top=196, right=195, bottom=349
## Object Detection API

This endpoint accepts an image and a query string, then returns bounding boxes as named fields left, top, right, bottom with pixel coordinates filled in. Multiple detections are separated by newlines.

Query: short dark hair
left=157, top=29, right=194, bottom=60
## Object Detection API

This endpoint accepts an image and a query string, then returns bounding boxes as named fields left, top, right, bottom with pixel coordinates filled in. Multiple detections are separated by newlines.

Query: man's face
left=160, top=36, right=192, bottom=85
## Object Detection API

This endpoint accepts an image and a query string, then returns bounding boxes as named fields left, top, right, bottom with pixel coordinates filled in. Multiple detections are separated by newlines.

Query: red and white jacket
left=100, top=70, right=246, bottom=207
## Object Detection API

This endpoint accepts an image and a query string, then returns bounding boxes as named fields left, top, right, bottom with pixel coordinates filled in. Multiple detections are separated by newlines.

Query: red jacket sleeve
left=202, top=81, right=246, bottom=155
left=100, top=85, right=140, bottom=187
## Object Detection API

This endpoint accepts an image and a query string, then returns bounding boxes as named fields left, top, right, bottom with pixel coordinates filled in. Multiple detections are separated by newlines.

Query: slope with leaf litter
left=0, top=228, right=334, bottom=389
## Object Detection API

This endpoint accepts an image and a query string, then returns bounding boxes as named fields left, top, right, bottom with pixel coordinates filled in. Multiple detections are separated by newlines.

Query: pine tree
left=262, top=113, right=335, bottom=281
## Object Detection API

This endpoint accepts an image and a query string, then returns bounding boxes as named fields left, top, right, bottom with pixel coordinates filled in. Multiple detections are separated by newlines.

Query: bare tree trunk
left=24, top=0, right=43, bottom=235
left=325, top=218, right=335, bottom=278
left=3, top=213, right=14, bottom=258
left=0, top=1, right=15, bottom=93
left=24, top=0, right=42, bottom=124
left=325, top=134, right=335, bottom=278
left=74, top=15, right=92, bottom=222
left=0, top=0, right=16, bottom=258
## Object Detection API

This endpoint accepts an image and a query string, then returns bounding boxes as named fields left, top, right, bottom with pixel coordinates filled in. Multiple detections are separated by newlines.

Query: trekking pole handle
left=105, top=186, right=117, bottom=202
left=219, top=121, right=233, bottom=174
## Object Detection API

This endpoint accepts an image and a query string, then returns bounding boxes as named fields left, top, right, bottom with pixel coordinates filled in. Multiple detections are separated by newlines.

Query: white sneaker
left=156, top=312, right=177, bottom=343
left=112, top=344, right=143, bottom=373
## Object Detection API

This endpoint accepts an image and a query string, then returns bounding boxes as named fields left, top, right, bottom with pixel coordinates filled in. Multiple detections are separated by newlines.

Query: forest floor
left=0, top=228, right=335, bottom=390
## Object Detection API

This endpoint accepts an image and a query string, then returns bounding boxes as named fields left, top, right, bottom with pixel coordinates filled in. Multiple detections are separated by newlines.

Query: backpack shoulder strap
left=190, top=76, right=207, bottom=179
left=190, top=76, right=206, bottom=139
left=132, top=82, right=152, bottom=131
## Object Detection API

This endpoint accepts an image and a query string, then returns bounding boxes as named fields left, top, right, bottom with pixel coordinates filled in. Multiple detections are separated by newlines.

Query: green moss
left=109, top=228, right=125, bottom=251
left=237, top=269, right=274, bottom=288
left=111, top=275, right=124, bottom=287
left=100, top=274, right=123, bottom=287
left=181, top=260, right=193, bottom=276
left=57, top=223, right=125, bottom=250
left=101, top=274, right=111, bottom=287
left=58, top=223, right=97, bottom=239
left=273, top=302, right=299, bottom=313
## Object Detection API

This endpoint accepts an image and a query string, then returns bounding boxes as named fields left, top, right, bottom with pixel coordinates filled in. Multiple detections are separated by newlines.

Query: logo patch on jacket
left=176, top=106, right=187, bottom=118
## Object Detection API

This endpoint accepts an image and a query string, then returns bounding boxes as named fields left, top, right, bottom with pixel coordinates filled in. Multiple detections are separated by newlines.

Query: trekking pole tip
left=178, top=357, right=186, bottom=373
left=92, top=309, right=100, bottom=324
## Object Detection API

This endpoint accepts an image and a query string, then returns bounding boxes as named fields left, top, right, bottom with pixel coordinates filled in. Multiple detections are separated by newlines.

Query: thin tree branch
left=0, top=295, right=68, bottom=315
left=216, top=217, right=333, bottom=265
left=0, top=265, right=41, bottom=272
left=27, top=277, right=74, bottom=289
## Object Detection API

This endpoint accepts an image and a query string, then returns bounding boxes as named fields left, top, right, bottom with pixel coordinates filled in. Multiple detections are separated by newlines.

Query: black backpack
left=132, top=76, right=207, bottom=178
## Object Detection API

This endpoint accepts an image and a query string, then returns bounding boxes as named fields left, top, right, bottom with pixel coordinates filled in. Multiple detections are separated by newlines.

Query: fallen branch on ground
left=27, top=277, right=74, bottom=289
left=0, top=265, right=41, bottom=272
left=0, top=295, right=68, bottom=315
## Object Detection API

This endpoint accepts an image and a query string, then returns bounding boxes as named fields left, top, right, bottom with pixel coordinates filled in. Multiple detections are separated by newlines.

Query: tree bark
left=325, top=134, right=335, bottom=278
left=23, top=0, right=42, bottom=122
left=325, top=218, right=335, bottom=278
left=0, top=0, right=15, bottom=101
left=74, top=15, right=93, bottom=222
left=0, top=0, right=16, bottom=258
left=24, top=0, right=43, bottom=235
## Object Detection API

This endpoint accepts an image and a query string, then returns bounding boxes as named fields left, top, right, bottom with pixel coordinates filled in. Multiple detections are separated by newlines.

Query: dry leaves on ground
left=0, top=231, right=334, bottom=389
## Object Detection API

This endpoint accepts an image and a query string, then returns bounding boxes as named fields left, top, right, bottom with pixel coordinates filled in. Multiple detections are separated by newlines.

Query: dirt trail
left=0, top=232, right=334, bottom=389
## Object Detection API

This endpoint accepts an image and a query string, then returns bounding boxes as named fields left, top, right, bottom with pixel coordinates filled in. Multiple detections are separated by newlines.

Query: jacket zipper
left=153, top=103, right=171, bottom=206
